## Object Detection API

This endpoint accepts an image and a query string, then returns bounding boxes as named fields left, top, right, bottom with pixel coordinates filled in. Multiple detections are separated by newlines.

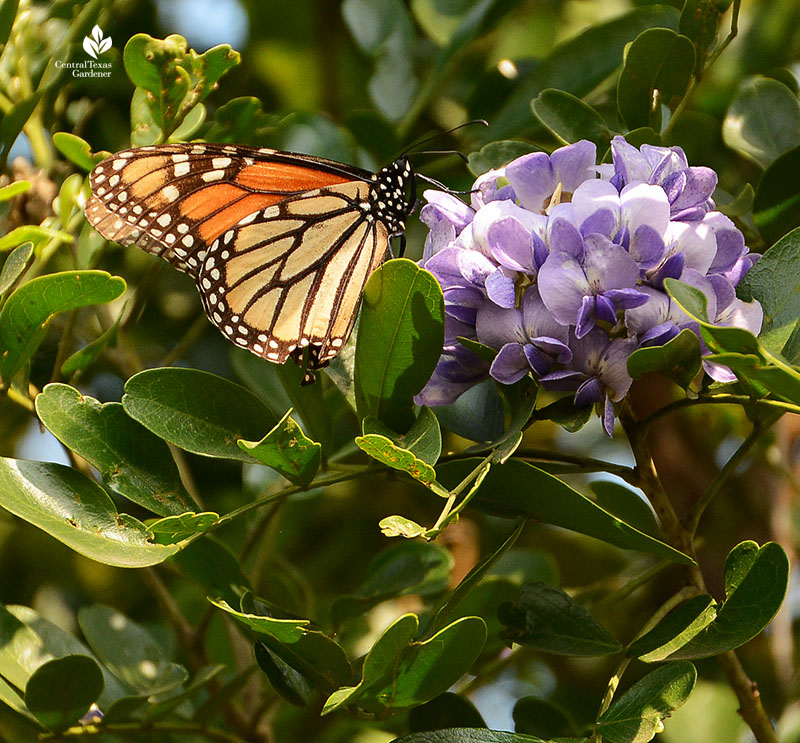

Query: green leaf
left=0, top=180, right=30, bottom=202
left=486, top=5, right=680, bottom=141
left=597, top=661, right=697, bottom=743
left=589, top=481, right=660, bottom=538
left=617, top=28, right=695, bottom=131
left=626, top=328, right=702, bottom=389
left=0, top=242, right=33, bottom=298
left=140, top=665, right=225, bottom=722
left=679, top=0, right=730, bottom=71
left=0, top=270, right=125, bottom=382
left=35, top=383, right=197, bottom=516
left=231, top=347, right=334, bottom=453
left=254, top=641, right=312, bottom=707
left=323, top=614, right=486, bottom=715
left=355, top=433, right=442, bottom=491
left=410, top=692, right=487, bottom=733
left=210, top=599, right=351, bottom=692
left=0, top=604, right=126, bottom=709
left=60, top=307, right=123, bottom=376
left=24, top=655, right=104, bottom=732
left=147, top=512, right=219, bottom=545
left=532, top=89, right=612, bottom=148
left=468, top=140, right=539, bottom=176
left=0, top=94, right=41, bottom=164
left=433, top=378, right=505, bottom=441
left=392, top=729, right=547, bottom=743
left=379, top=515, right=428, bottom=539
left=238, top=409, right=321, bottom=487
left=331, top=542, right=453, bottom=625
left=628, top=595, right=717, bottom=662
left=722, top=77, right=800, bottom=168
left=204, top=96, right=280, bottom=144
left=78, top=606, right=187, bottom=695
left=169, top=537, right=250, bottom=606
left=0, top=458, right=178, bottom=567
left=667, top=541, right=789, bottom=659
left=122, top=367, right=277, bottom=462
left=52, top=132, right=105, bottom=171
left=362, top=406, right=442, bottom=465
left=753, top=145, right=800, bottom=248
left=704, top=351, right=800, bottom=404
left=531, top=395, right=592, bottom=433
left=440, top=459, right=694, bottom=564
left=355, top=259, right=444, bottom=432
left=342, top=0, right=418, bottom=121
left=0, top=0, right=19, bottom=50
left=662, top=278, right=710, bottom=322
left=0, top=225, right=73, bottom=252
left=513, top=697, right=573, bottom=739
left=498, top=581, right=621, bottom=656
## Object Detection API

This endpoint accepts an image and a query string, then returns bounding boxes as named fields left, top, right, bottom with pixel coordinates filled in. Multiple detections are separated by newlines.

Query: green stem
left=639, top=394, right=800, bottom=432
left=586, top=560, right=671, bottom=610
left=429, top=453, right=492, bottom=534
left=43, top=721, right=250, bottom=743
left=684, top=423, right=763, bottom=536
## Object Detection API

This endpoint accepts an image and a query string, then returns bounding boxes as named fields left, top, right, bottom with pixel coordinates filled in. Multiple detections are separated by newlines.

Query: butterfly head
left=371, top=158, right=416, bottom=237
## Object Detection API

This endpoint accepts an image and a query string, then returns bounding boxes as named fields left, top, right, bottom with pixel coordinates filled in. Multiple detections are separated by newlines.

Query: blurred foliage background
left=1, top=0, right=800, bottom=741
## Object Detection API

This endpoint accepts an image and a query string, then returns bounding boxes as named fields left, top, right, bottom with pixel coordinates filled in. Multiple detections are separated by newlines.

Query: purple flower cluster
left=416, top=137, right=762, bottom=436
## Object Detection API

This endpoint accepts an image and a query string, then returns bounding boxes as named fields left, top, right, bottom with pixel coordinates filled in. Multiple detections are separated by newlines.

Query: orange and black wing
left=85, top=142, right=413, bottom=368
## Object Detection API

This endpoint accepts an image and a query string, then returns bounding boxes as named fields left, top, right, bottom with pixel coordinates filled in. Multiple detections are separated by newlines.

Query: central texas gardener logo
left=83, top=25, right=112, bottom=59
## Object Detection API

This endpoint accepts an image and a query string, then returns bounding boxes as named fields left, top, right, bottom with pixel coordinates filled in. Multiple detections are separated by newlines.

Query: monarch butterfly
left=85, top=142, right=417, bottom=378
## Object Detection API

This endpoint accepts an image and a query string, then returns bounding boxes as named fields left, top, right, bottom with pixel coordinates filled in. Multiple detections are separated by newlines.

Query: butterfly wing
left=85, top=142, right=406, bottom=368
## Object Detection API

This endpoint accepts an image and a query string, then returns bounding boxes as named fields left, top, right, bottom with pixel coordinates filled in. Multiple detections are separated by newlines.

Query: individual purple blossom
left=538, top=329, right=637, bottom=437
left=604, top=136, right=717, bottom=221
left=476, top=287, right=572, bottom=384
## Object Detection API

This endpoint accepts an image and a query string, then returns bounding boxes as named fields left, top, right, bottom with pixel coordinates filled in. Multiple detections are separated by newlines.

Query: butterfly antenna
left=400, top=119, right=488, bottom=157
left=416, top=172, right=478, bottom=196
left=410, top=149, right=470, bottom=163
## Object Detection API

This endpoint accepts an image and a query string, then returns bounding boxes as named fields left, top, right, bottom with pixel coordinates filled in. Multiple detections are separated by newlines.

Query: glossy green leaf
left=356, top=433, right=443, bottom=491
left=0, top=242, right=33, bottom=298
left=513, top=696, right=573, bottom=739
left=667, top=541, right=789, bottom=659
left=60, top=307, right=123, bottom=376
left=362, top=406, right=442, bottom=465
left=597, top=661, right=697, bottom=743
left=628, top=595, right=717, bottom=662
left=716, top=182, right=755, bottom=219
left=752, top=144, right=800, bottom=245
left=499, top=581, right=621, bottom=656
left=486, top=5, right=680, bottom=141
left=468, top=140, right=539, bottom=176
left=35, top=383, right=196, bottom=516
left=410, top=692, right=487, bottom=733
left=589, top=481, right=659, bottom=538
left=531, top=395, right=592, bottom=433
left=140, top=664, right=225, bottom=722
left=618, top=28, right=695, bottom=131
left=723, top=77, right=800, bottom=168
left=0, top=270, right=125, bottom=382
left=210, top=599, right=351, bottom=692
left=0, top=604, right=126, bottom=708
left=0, top=94, right=41, bottom=163
left=392, top=729, right=547, bottom=743
left=169, top=537, right=250, bottom=606
left=332, top=541, right=453, bottom=625
left=355, top=259, right=444, bottom=432
left=204, top=96, right=280, bottom=144
left=147, top=512, right=219, bottom=545
left=0, top=0, right=19, bottom=49
left=323, top=613, right=486, bottom=715
left=0, top=458, right=178, bottom=567
left=254, top=640, right=312, bottom=707
left=706, top=351, right=800, bottom=404
left=440, top=459, right=694, bottom=564
left=626, top=328, right=702, bottom=389
left=24, top=655, right=104, bottom=732
left=434, top=378, right=505, bottom=441
left=122, top=367, right=277, bottom=462
left=663, top=278, right=710, bottom=322
left=532, top=89, right=611, bottom=148
left=52, top=132, right=105, bottom=171
left=238, top=408, right=321, bottom=486
left=78, top=606, right=187, bottom=695
left=738, top=225, right=800, bottom=360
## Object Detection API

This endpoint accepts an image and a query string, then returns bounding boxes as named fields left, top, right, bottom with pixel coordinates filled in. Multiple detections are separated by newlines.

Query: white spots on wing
left=109, top=175, right=120, bottom=187
left=112, top=159, right=126, bottom=171
left=95, top=174, right=106, bottom=184
left=331, top=338, right=344, bottom=347
left=201, top=170, right=225, bottom=182
left=212, top=157, right=232, bottom=169
left=262, top=205, right=280, bottom=218
left=174, top=162, right=191, bottom=177
left=177, top=223, right=189, bottom=234
left=224, top=230, right=234, bottom=243
left=172, top=153, right=189, bottom=163
left=157, top=213, right=172, bottom=227
left=253, top=344, right=264, bottom=353
left=238, top=212, right=257, bottom=225
left=165, top=233, right=176, bottom=244
left=182, top=234, right=194, bottom=247
left=163, top=185, right=180, bottom=202
left=202, top=278, right=212, bottom=290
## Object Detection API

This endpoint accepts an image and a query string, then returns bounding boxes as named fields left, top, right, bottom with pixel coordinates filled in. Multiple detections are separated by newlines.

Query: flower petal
left=506, top=152, right=556, bottom=212
left=490, top=343, right=532, bottom=384
left=485, top=268, right=517, bottom=308
left=538, top=251, right=592, bottom=326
